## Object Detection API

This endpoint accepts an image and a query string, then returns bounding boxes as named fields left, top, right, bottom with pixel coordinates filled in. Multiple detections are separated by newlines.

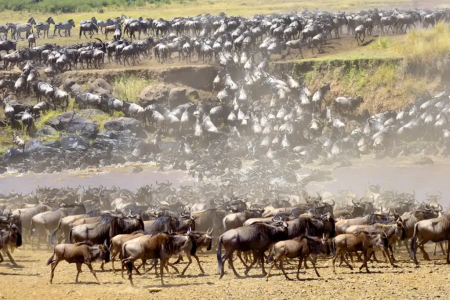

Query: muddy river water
left=1, top=156, right=449, bottom=206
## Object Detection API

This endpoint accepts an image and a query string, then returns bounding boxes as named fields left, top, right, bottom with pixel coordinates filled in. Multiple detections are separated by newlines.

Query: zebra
left=0, top=23, right=14, bottom=40
left=11, top=17, right=36, bottom=40
left=80, top=17, right=98, bottom=25
left=54, top=19, right=75, bottom=37
left=35, top=17, right=55, bottom=38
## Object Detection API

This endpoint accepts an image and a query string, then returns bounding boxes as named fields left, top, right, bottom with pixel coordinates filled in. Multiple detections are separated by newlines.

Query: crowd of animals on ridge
left=0, top=183, right=449, bottom=285
left=0, top=7, right=447, bottom=72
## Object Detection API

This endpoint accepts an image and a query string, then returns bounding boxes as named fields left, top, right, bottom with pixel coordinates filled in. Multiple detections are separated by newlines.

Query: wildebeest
left=223, top=210, right=263, bottom=231
left=0, top=223, right=22, bottom=265
left=70, top=214, right=144, bottom=247
left=109, top=232, right=145, bottom=273
left=266, top=234, right=330, bottom=281
left=122, top=231, right=200, bottom=285
left=332, top=231, right=389, bottom=273
left=145, top=215, right=195, bottom=235
left=217, top=220, right=288, bottom=278
left=13, top=203, right=52, bottom=242
left=47, top=242, right=110, bottom=284
left=410, top=214, right=450, bottom=264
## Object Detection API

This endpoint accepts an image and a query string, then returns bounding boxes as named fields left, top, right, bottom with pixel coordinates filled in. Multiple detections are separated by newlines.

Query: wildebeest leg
left=418, top=242, right=430, bottom=260
left=75, top=263, right=82, bottom=283
left=172, top=254, right=184, bottom=264
left=84, top=262, right=100, bottom=284
left=244, top=251, right=259, bottom=275
left=227, top=252, right=241, bottom=278
left=181, top=254, right=193, bottom=275
left=259, top=253, right=267, bottom=275
left=308, top=255, right=320, bottom=277
left=192, top=254, right=205, bottom=274
left=111, top=250, right=118, bottom=274
left=360, top=250, right=371, bottom=273
left=4, top=249, right=18, bottom=266
left=388, top=245, right=396, bottom=262
left=236, top=251, right=248, bottom=267
left=296, top=257, right=304, bottom=280
left=445, top=238, right=450, bottom=263
left=49, top=258, right=61, bottom=284
left=159, top=258, right=166, bottom=285
left=403, top=239, right=410, bottom=253
left=383, top=248, right=397, bottom=268
left=266, top=260, right=277, bottom=281
left=341, top=251, right=353, bottom=270
left=278, top=257, right=291, bottom=280
left=0, top=252, right=4, bottom=263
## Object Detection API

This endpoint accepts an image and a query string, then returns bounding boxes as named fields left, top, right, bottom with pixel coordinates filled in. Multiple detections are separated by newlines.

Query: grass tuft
left=113, top=75, right=152, bottom=103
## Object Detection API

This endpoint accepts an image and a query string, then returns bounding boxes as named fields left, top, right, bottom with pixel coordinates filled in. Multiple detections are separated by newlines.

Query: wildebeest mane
left=110, top=216, right=145, bottom=238
left=147, top=215, right=180, bottom=235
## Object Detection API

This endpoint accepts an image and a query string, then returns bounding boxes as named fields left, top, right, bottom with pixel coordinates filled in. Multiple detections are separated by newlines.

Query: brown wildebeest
left=121, top=230, right=199, bottom=286
left=47, top=242, right=110, bottom=284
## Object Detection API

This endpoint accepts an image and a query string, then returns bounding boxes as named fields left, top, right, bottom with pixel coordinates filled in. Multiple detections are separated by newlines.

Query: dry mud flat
left=0, top=249, right=449, bottom=300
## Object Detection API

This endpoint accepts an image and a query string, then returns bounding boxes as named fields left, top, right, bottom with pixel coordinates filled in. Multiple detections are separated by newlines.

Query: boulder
left=43, top=140, right=61, bottom=148
left=57, top=111, right=99, bottom=139
left=25, top=139, right=44, bottom=154
left=104, top=117, right=143, bottom=133
left=36, top=125, right=58, bottom=137
left=3, top=148, right=25, bottom=164
left=88, top=78, right=112, bottom=96
left=138, top=84, right=172, bottom=107
left=29, top=147, right=64, bottom=160
left=60, top=135, right=90, bottom=151
left=80, top=109, right=108, bottom=117
left=168, top=87, right=189, bottom=108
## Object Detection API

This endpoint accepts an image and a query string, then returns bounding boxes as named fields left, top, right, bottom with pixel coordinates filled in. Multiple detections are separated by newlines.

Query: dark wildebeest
left=69, top=214, right=144, bottom=247
left=122, top=231, right=200, bottom=285
left=217, top=220, right=289, bottom=279
left=145, top=215, right=195, bottom=235
left=0, top=223, right=22, bottom=265
left=410, top=214, right=450, bottom=265
left=47, top=242, right=110, bottom=284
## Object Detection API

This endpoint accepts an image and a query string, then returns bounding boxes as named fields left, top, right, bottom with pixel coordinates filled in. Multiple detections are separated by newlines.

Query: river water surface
left=1, top=157, right=449, bottom=206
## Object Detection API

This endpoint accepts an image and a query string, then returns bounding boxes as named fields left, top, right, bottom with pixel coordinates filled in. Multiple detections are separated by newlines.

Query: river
left=0, top=156, right=448, bottom=206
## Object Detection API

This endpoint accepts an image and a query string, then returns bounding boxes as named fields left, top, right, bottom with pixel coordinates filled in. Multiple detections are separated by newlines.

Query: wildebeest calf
left=266, top=234, right=330, bottom=281
left=47, top=242, right=110, bottom=284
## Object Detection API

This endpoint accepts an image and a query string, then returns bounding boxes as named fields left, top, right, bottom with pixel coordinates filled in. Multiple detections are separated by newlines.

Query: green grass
left=35, top=110, right=61, bottom=130
left=113, top=74, right=152, bottom=102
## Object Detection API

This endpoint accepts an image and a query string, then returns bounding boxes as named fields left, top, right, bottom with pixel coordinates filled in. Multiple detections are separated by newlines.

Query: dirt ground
left=0, top=246, right=449, bottom=300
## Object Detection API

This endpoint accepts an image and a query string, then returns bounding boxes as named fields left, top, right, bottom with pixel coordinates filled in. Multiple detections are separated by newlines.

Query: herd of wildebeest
left=0, top=7, right=448, bottom=71
left=0, top=183, right=449, bottom=285
left=1, top=5, right=450, bottom=288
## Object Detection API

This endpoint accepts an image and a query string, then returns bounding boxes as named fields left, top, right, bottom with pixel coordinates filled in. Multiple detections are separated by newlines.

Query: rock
left=104, top=117, right=143, bottom=133
left=47, top=118, right=63, bottom=130
left=3, top=148, right=25, bottom=164
left=57, top=111, right=99, bottom=139
left=168, top=87, right=189, bottom=107
left=187, top=88, right=200, bottom=101
left=92, top=138, right=116, bottom=152
left=138, top=84, right=172, bottom=107
left=79, top=109, right=108, bottom=117
left=36, top=125, right=58, bottom=137
left=43, top=140, right=61, bottom=148
left=25, top=139, right=44, bottom=154
left=132, top=166, right=143, bottom=173
left=29, top=147, right=64, bottom=160
left=60, top=135, right=90, bottom=151
left=88, top=78, right=112, bottom=96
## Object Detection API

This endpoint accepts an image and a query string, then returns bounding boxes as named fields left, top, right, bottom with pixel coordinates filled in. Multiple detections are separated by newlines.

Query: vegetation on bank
left=0, top=0, right=413, bottom=17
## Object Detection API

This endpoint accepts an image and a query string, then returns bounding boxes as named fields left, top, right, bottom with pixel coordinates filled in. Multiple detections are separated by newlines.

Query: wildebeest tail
left=190, top=235, right=197, bottom=256
left=410, top=223, right=419, bottom=259
left=50, top=220, right=62, bottom=245
left=46, top=252, right=55, bottom=266
left=331, top=237, right=336, bottom=257
left=266, top=246, right=275, bottom=263
left=217, top=235, right=223, bottom=275
left=122, top=243, right=132, bottom=273
left=68, top=229, right=74, bottom=244
left=29, top=219, right=37, bottom=239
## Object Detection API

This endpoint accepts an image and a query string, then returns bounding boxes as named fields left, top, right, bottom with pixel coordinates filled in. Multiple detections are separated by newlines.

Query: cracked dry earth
left=0, top=248, right=448, bottom=300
